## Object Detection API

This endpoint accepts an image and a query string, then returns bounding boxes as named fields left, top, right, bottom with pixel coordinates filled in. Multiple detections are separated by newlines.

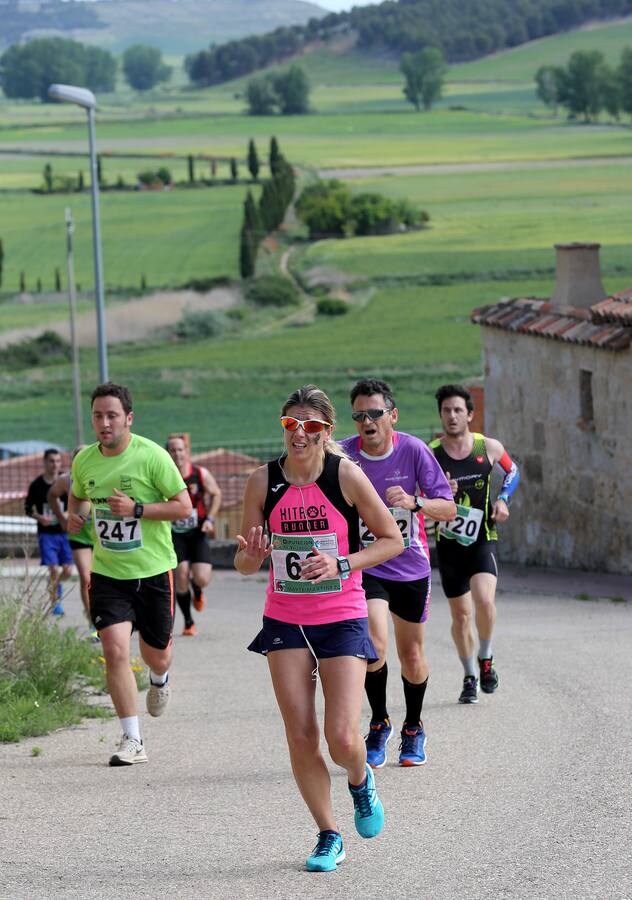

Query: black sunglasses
left=351, top=408, right=392, bottom=422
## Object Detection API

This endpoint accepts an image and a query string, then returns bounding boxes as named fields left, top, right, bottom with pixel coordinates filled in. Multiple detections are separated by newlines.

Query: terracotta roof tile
left=471, top=297, right=632, bottom=350
left=591, top=291, right=632, bottom=325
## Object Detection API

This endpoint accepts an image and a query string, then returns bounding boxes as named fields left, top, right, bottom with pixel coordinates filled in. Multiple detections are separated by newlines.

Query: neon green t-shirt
left=71, top=434, right=185, bottom=579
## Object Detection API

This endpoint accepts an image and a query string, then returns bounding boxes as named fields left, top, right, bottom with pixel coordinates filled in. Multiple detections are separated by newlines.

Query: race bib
left=360, top=507, right=412, bottom=549
left=172, top=509, right=198, bottom=533
left=42, top=503, right=58, bottom=526
left=271, top=532, right=342, bottom=594
left=94, top=506, right=143, bottom=552
left=438, top=504, right=484, bottom=547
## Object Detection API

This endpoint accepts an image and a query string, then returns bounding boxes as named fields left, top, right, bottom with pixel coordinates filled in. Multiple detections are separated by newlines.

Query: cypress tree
left=55, top=267, right=61, bottom=291
left=269, top=136, right=281, bottom=176
left=188, top=155, right=195, bottom=183
left=239, top=224, right=256, bottom=279
left=20, top=271, right=26, bottom=292
left=247, top=139, right=260, bottom=182
left=230, top=157, right=238, bottom=181
left=0, top=238, right=4, bottom=288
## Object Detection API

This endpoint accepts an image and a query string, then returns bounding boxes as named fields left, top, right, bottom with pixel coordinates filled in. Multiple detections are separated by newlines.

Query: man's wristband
left=497, top=493, right=509, bottom=505
left=205, top=515, right=215, bottom=524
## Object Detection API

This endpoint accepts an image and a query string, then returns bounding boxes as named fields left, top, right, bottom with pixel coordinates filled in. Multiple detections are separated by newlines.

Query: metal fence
left=0, top=439, right=286, bottom=553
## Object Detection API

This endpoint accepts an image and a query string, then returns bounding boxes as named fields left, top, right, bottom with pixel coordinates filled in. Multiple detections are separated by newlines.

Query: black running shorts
left=361, top=572, right=431, bottom=624
left=90, top=570, right=175, bottom=649
left=172, top=530, right=213, bottom=566
left=436, top=539, right=499, bottom=599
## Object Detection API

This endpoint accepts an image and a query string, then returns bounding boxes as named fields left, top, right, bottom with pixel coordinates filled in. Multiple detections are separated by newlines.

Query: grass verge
left=0, top=571, right=114, bottom=743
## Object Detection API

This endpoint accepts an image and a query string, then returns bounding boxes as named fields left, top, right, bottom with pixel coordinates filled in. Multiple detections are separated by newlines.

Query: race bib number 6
left=438, top=504, right=484, bottom=547
left=94, top=506, right=143, bottom=552
left=271, top=532, right=342, bottom=594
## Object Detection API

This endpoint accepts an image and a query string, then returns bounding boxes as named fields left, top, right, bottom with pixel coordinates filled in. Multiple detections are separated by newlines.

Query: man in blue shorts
left=25, top=448, right=73, bottom=614
left=340, top=378, right=455, bottom=769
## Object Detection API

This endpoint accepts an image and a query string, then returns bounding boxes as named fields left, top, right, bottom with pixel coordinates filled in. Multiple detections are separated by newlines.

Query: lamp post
left=65, top=207, right=84, bottom=446
left=48, top=83, right=108, bottom=383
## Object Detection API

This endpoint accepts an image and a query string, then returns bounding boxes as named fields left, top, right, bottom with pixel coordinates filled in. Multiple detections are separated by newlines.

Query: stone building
left=471, top=243, right=632, bottom=575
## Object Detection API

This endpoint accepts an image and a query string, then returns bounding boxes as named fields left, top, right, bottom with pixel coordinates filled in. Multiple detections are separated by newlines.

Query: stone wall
left=481, top=330, right=632, bottom=574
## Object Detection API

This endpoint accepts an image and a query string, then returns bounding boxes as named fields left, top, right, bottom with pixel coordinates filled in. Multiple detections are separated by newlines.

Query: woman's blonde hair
left=281, top=384, right=347, bottom=458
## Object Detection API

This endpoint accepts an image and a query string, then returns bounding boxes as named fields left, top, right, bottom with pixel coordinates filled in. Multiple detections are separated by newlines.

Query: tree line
left=536, top=47, right=632, bottom=120
left=0, top=38, right=172, bottom=100
left=185, top=0, right=632, bottom=88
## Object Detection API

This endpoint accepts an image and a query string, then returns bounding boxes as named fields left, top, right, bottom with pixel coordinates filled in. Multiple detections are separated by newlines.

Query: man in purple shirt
left=340, top=378, right=455, bottom=768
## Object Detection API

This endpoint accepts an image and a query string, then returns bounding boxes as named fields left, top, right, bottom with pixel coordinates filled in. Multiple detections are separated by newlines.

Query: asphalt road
left=0, top=569, right=630, bottom=900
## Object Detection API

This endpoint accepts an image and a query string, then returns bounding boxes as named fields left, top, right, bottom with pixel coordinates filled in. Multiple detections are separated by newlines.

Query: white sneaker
left=109, top=735, right=148, bottom=767
left=146, top=680, right=170, bottom=717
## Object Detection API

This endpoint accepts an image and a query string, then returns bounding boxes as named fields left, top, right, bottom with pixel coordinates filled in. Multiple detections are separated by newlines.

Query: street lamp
left=48, top=83, right=108, bottom=382
left=65, top=207, right=84, bottom=446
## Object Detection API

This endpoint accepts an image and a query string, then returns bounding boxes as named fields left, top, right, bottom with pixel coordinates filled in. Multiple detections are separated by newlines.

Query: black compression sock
left=365, top=663, right=389, bottom=722
left=402, top=674, right=428, bottom=728
left=176, top=590, right=193, bottom=626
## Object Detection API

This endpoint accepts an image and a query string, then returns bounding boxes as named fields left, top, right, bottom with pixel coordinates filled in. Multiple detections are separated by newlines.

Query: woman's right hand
left=235, top=525, right=272, bottom=571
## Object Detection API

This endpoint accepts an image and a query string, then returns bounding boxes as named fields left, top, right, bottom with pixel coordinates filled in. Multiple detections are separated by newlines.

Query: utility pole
left=65, top=207, right=84, bottom=446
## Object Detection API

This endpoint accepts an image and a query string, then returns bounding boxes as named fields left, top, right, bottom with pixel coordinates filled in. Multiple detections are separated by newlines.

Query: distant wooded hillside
left=0, top=0, right=326, bottom=55
left=186, top=0, right=632, bottom=85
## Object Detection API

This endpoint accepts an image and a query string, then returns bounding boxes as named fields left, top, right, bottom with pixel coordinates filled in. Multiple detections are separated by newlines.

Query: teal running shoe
left=349, top=764, right=384, bottom=838
left=305, top=830, right=345, bottom=872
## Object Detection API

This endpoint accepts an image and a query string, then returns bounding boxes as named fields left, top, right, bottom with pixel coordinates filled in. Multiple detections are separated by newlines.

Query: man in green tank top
left=430, top=385, right=520, bottom=705
left=68, top=383, right=191, bottom=766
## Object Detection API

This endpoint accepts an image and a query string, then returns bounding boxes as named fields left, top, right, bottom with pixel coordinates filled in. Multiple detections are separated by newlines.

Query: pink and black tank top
left=263, top=453, right=367, bottom=625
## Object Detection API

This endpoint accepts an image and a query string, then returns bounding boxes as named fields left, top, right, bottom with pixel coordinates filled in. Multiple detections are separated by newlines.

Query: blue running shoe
left=52, top=603, right=65, bottom=616
left=398, top=725, right=427, bottom=767
left=365, top=718, right=393, bottom=769
left=305, top=830, right=345, bottom=872
left=349, top=764, right=384, bottom=838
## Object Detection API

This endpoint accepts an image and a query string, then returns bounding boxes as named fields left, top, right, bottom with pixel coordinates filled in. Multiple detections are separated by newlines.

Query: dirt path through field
left=0, top=286, right=241, bottom=349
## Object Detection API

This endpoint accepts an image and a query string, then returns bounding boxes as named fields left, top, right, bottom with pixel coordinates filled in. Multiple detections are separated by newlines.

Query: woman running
left=235, top=385, right=403, bottom=872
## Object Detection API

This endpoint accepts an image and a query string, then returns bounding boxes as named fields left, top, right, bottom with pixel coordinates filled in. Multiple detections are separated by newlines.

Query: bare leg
left=365, top=597, right=389, bottom=673
left=71, top=546, right=92, bottom=621
left=448, top=592, right=476, bottom=660
left=392, top=616, right=428, bottom=684
left=320, top=656, right=368, bottom=786
left=268, top=649, right=338, bottom=832
left=470, top=573, right=498, bottom=645
left=99, top=621, right=137, bottom=717
left=191, top=561, right=212, bottom=591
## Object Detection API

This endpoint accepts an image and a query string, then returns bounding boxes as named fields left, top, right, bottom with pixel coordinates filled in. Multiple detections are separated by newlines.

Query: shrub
left=173, top=309, right=229, bottom=340
left=246, top=275, right=299, bottom=307
left=3, top=331, right=70, bottom=369
left=316, top=297, right=348, bottom=316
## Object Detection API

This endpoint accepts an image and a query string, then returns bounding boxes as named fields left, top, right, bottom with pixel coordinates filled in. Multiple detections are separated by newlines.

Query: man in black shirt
left=25, top=448, right=73, bottom=614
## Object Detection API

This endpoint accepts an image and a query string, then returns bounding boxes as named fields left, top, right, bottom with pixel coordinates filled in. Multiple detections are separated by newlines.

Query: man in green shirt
left=68, top=382, right=191, bottom=766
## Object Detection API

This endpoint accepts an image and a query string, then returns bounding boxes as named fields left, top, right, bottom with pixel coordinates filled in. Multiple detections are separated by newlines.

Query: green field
left=1, top=21, right=631, bottom=448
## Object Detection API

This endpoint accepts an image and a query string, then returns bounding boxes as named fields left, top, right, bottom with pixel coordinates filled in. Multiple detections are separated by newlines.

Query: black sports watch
left=413, top=495, right=425, bottom=511
left=133, top=502, right=144, bottom=519
left=336, top=556, right=351, bottom=579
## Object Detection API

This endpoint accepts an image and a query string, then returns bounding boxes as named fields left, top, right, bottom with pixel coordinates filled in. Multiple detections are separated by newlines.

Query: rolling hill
left=1, top=0, right=327, bottom=56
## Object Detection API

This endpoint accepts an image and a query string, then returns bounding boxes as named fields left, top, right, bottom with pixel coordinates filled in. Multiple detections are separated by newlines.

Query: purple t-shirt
left=339, top=431, right=453, bottom=581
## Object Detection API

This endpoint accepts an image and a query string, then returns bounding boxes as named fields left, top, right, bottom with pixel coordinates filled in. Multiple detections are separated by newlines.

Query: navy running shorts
left=248, top=615, right=378, bottom=662
left=362, top=572, right=431, bottom=624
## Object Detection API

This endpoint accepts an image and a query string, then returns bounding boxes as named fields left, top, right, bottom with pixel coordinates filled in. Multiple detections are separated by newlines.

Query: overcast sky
left=315, top=0, right=381, bottom=11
